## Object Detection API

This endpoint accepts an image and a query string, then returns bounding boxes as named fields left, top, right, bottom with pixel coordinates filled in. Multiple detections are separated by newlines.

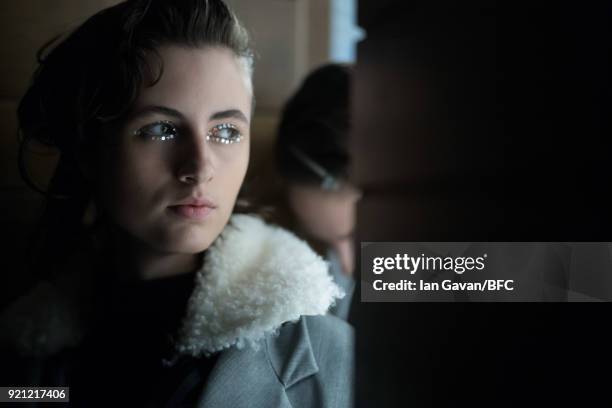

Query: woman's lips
left=168, top=204, right=214, bottom=220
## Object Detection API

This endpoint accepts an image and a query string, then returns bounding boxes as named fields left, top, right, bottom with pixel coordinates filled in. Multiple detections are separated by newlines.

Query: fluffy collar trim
left=0, top=214, right=345, bottom=357
left=175, top=214, right=344, bottom=356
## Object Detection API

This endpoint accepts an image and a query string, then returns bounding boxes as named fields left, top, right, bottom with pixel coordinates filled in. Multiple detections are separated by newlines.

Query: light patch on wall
left=330, top=0, right=365, bottom=63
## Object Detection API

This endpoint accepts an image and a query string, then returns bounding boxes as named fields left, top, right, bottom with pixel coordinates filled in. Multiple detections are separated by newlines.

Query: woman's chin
left=159, top=237, right=215, bottom=254
left=153, top=220, right=226, bottom=254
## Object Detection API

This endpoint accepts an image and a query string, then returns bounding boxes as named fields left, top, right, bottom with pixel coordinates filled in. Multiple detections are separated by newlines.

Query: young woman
left=0, top=1, right=353, bottom=406
left=275, top=64, right=361, bottom=320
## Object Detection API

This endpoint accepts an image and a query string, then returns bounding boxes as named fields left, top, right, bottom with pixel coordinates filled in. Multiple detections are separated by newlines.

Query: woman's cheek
left=99, top=148, right=161, bottom=221
left=218, top=143, right=249, bottom=198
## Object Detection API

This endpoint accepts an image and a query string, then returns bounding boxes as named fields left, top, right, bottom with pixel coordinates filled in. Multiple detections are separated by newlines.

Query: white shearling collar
left=0, top=214, right=344, bottom=357
left=175, top=214, right=345, bottom=356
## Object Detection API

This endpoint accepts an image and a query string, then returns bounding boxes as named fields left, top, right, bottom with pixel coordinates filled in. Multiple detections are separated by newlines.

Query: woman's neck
left=330, top=237, right=355, bottom=277
left=97, top=224, right=201, bottom=281
left=124, top=249, right=200, bottom=281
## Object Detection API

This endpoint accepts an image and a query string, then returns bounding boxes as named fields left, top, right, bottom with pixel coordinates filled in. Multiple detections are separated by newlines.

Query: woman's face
left=94, top=45, right=252, bottom=254
left=288, top=183, right=361, bottom=245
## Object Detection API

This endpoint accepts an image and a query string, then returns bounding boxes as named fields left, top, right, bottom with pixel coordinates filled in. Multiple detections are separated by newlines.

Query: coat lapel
left=196, top=345, right=291, bottom=408
left=196, top=317, right=319, bottom=408
left=266, top=318, right=319, bottom=388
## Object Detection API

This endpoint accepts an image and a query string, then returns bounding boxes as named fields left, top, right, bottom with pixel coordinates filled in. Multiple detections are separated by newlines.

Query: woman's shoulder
left=302, top=314, right=354, bottom=341
left=0, top=251, right=94, bottom=357
left=268, top=314, right=354, bottom=364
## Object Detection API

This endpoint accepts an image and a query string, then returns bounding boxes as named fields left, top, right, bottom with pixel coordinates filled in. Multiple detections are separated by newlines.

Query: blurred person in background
left=275, top=64, right=360, bottom=320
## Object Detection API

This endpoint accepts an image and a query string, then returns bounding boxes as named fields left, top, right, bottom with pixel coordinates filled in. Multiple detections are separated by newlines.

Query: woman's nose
left=176, top=129, right=215, bottom=185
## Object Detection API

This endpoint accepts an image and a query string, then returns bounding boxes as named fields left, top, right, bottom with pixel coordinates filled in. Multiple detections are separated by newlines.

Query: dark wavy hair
left=276, top=63, right=352, bottom=186
left=17, top=0, right=253, bottom=277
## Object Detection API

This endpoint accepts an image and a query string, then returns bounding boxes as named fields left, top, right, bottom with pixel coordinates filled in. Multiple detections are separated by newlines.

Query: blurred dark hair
left=276, top=63, right=352, bottom=185
left=17, top=0, right=253, bottom=277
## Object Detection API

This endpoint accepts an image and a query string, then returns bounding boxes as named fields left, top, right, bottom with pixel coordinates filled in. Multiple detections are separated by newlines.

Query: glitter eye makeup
left=206, top=123, right=243, bottom=144
left=133, top=120, right=178, bottom=141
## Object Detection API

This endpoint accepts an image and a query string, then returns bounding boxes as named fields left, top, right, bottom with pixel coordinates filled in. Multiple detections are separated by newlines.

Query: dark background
left=352, top=1, right=612, bottom=406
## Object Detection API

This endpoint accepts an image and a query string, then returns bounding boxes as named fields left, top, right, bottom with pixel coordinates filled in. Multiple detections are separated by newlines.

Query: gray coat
left=0, top=214, right=354, bottom=407
left=197, top=315, right=353, bottom=407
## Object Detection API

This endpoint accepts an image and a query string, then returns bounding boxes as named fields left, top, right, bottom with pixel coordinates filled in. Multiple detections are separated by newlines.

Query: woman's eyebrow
left=130, top=105, right=185, bottom=120
left=129, top=106, right=249, bottom=124
left=209, top=109, right=249, bottom=124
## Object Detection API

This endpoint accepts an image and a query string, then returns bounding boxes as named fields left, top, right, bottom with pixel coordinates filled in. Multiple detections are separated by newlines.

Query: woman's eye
left=134, top=121, right=178, bottom=141
left=206, top=123, right=243, bottom=144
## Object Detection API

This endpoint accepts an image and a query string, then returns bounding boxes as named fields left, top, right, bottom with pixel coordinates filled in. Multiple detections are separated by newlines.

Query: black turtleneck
left=61, top=269, right=219, bottom=407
